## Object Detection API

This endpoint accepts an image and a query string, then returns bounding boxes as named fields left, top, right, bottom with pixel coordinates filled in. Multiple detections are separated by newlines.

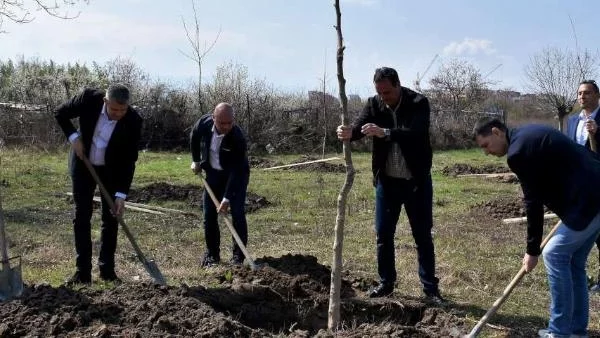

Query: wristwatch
left=383, top=128, right=391, bottom=137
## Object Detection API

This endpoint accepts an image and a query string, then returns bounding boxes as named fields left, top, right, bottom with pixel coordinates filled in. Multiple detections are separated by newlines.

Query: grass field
left=1, top=147, right=598, bottom=337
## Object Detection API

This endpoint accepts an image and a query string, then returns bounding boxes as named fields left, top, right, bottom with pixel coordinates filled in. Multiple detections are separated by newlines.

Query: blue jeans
left=203, top=168, right=249, bottom=258
left=542, top=211, right=600, bottom=337
left=375, top=174, right=439, bottom=293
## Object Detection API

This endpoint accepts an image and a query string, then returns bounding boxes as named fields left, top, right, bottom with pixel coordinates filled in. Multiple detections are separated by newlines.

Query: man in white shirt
left=565, top=80, right=600, bottom=293
left=55, top=84, right=143, bottom=285
left=190, top=103, right=250, bottom=267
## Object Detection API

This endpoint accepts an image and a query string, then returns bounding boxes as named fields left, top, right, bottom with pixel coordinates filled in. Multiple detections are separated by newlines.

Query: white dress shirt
left=575, top=106, right=600, bottom=146
left=68, top=104, right=125, bottom=199
left=209, top=125, right=225, bottom=170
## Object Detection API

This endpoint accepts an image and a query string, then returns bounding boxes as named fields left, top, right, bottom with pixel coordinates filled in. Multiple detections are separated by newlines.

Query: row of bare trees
left=0, top=50, right=596, bottom=152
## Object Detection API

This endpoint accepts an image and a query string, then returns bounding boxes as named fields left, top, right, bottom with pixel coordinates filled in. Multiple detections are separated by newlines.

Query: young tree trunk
left=328, top=0, right=355, bottom=331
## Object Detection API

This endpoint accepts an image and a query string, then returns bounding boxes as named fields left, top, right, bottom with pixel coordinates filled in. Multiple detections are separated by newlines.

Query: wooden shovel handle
left=467, top=221, right=560, bottom=337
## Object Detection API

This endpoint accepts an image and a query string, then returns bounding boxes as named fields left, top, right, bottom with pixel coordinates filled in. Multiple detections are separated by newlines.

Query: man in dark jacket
left=336, top=67, right=442, bottom=302
left=565, top=80, right=600, bottom=292
left=474, top=118, right=600, bottom=338
left=190, top=102, right=250, bottom=267
left=55, top=83, right=143, bottom=285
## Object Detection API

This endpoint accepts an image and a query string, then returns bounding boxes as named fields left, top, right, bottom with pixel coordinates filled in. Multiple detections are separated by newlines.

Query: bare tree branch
left=179, top=0, right=221, bottom=113
left=524, top=46, right=598, bottom=131
left=328, top=0, right=355, bottom=331
left=0, top=0, right=88, bottom=31
left=428, top=59, right=492, bottom=113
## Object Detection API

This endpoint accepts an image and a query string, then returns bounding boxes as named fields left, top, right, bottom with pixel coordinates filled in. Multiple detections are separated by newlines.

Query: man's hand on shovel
left=217, top=199, right=230, bottom=214
left=112, top=197, right=126, bottom=217
left=522, top=254, right=538, bottom=273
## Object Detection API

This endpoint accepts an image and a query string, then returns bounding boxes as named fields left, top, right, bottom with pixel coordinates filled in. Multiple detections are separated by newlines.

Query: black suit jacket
left=350, top=86, right=432, bottom=187
left=507, top=124, right=600, bottom=255
left=190, top=114, right=250, bottom=200
left=54, top=88, right=143, bottom=195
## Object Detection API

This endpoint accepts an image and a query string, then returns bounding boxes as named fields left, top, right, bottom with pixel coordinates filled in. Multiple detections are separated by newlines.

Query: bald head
left=212, top=102, right=235, bottom=135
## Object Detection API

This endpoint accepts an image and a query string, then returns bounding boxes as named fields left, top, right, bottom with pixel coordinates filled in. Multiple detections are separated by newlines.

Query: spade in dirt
left=0, top=172, right=24, bottom=301
left=82, top=157, right=166, bottom=285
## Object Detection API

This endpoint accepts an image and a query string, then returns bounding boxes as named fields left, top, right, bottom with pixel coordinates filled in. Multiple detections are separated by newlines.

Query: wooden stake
left=262, top=157, right=340, bottom=171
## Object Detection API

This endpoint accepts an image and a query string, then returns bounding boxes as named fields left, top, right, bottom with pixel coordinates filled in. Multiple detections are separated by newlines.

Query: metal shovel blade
left=142, top=258, right=166, bottom=285
left=0, top=256, right=23, bottom=301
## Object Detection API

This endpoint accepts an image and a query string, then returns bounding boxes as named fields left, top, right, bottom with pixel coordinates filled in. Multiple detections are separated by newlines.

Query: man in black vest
left=55, top=83, right=143, bottom=284
left=190, top=102, right=250, bottom=267
left=337, top=67, right=442, bottom=302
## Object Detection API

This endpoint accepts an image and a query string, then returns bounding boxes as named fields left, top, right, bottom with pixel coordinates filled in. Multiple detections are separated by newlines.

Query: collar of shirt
left=211, top=125, right=226, bottom=138
left=101, top=103, right=117, bottom=124
left=578, top=106, right=600, bottom=121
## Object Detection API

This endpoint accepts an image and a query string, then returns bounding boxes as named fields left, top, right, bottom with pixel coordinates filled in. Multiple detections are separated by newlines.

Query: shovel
left=199, top=174, right=259, bottom=270
left=81, top=157, right=166, bottom=285
left=0, top=172, right=24, bottom=300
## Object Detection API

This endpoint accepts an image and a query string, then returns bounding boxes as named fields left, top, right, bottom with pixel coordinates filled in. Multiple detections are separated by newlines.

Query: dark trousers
left=71, top=160, right=118, bottom=274
left=203, top=168, right=249, bottom=259
left=375, top=174, right=439, bottom=293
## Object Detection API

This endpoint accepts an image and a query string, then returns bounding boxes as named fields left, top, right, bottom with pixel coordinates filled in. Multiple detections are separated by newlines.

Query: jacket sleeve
left=190, top=118, right=204, bottom=163
left=54, top=89, right=92, bottom=138
left=389, top=96, right=430, bottom=142
left=224, top=129, right=249, bottom=200
left=117, top=114, right=143, bottom=195
left=508, top=155, right=544, bottom=256
left=349, top=98, right=375, bottom=141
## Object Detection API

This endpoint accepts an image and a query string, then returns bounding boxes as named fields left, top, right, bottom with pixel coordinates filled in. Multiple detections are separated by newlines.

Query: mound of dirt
left=126, top=182, right=271, bottom=213
left=0, top=254, right=467, bottom=337
left=441, top=163, right=509, bottom=176
left=470, top=196, right=550, bottom=220
left=283, top=156, right=346, bottom=173
left=248, top=156, right=282, bottom=169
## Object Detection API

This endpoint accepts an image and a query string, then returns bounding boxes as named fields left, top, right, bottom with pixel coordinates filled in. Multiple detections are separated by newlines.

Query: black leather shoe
left=368, top=283, right=394, bottom=298
left=100, top=271, right=122, bottom=283
left=230, top=254, right=244, bottom=265
left=424, top=289, right=446, bottom=304
left=65, top=271, right=92, bottom=286
left=201, top=252, right=220, bottom=267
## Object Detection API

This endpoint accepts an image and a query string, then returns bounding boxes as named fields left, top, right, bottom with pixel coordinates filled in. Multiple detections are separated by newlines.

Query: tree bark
left=328, top=0, right=355, bottom=331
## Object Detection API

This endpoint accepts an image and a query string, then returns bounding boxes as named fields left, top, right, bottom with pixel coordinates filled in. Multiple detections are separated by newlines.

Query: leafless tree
left=328, top=0, right=355, bottom=331
left=428, top=59, right=491, bottom=114
left=524, top=47, right=597, bottom=131
left=0, top=0, right=88, bottom=32
left=179, top=0, right=221, bottom=113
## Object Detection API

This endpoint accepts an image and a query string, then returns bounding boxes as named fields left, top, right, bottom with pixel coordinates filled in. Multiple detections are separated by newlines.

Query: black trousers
left=203, top=168, right=249, bottom=259
left=71, top=159, right=118, bottom=274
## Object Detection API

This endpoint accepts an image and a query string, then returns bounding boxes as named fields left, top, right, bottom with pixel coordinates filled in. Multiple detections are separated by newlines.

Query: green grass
left=1, top=146, right=599, bottom=337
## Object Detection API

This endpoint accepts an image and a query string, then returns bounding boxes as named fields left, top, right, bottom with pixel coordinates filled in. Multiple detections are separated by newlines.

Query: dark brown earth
left=441, top=163, right=510, bottom=176
left=248, top=156, right=282, bottom=169
left=126, top=182, right=271, bottom=213
left=0, top=254, right=473, bottom=337
left=470, top=196, right=550, bottom=220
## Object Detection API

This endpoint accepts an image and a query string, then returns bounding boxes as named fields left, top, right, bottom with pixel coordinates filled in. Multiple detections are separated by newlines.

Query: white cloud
left=443, top=38, right=496, bottom=56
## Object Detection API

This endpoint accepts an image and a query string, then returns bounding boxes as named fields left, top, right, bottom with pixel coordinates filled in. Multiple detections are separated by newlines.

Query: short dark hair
left=579, top=80, right=599, bottom=94
left=106, top=83, right=130, bottom=104
left=473, top=117, right=508, bottom=139
left=373, top=67, right=400, bottom=87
